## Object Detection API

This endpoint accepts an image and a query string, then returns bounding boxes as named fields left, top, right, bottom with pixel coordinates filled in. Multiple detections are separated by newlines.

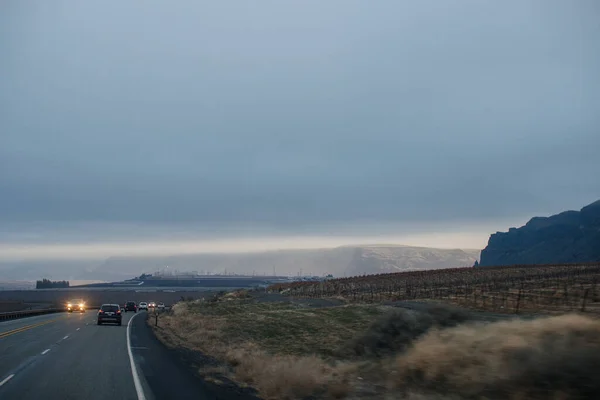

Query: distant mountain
left=479, top=199, right=600, bottom=266
left=0, top=244, right=480, bottom=282
left=343, top=246, right=479, bottom=276
left=78, top=245, right=480, bottom=281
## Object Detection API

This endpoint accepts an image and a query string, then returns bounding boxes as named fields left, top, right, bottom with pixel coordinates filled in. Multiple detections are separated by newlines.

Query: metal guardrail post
left=0, top=308, right=63, bottom=321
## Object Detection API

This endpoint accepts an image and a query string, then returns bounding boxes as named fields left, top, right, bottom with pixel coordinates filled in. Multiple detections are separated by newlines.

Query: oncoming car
left=66, top=299, right=86, bottom=313
left=97, top=304, right=122, bottom=326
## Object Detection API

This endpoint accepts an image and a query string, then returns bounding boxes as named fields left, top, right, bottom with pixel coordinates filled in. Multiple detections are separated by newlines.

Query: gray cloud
left=1, top=0, right=599, bottom=242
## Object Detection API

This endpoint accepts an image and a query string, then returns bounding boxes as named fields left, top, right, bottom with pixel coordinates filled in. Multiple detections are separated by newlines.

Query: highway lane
left=0, top=310, right=246, bottom=400
left=0, top=312, right=87, bottom=379
left=0, top=311, right=144, bottom=400
left=0, top=311, right=69, bottom=335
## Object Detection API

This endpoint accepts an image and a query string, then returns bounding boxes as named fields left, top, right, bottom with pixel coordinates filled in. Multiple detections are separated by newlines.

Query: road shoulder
left=131, top=312, right=260, bottom=400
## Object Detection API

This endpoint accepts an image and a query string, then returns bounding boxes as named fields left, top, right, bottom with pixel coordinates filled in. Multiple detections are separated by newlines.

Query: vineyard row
left=267, top=263, right=600, bottom=314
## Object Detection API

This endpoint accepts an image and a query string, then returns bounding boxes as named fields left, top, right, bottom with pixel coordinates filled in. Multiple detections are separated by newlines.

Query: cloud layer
left=1, top=1, right=599, bottom=252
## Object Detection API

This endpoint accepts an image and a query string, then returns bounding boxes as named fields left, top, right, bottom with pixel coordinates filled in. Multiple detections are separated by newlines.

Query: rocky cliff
left=479, top=200, right=600, bottom=266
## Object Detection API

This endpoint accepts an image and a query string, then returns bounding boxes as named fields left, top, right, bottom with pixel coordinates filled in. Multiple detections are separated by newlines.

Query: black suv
left=97, top=304, right=122, bottom=326
left=124, top=301, right=137, bottom=312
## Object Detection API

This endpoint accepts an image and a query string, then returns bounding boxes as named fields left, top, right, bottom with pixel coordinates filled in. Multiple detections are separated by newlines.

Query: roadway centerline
left=76, top=328, right=80, bottom=331
left=62, top=335, right=69, bottom=340
left=41, top=349, right=50, bottom=355
left=0, top=374, right=14, bottom=387
left=0, top=320, right=55, bottom=339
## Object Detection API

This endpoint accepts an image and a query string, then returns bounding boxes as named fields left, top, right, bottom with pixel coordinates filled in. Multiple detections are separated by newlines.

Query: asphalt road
left=0, top=309, right=234, bottom=400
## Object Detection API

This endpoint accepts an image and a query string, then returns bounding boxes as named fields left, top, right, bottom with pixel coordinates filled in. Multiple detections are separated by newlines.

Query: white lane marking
left=127, top=313, right=147, bottom=400
left=41, top=349, right=50, bottom=355
left=63, top=335, right=69, bottom=340
left=0, top=374, right=14, bottom=387
left=76, top=328, right=80, bottom=331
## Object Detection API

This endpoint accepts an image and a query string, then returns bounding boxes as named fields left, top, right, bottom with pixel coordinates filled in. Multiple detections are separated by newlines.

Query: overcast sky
left=1, top=0, right=599, bottom=260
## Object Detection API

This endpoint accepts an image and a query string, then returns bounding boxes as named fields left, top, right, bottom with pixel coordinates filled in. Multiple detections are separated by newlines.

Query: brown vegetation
left=152, top=298, right=387, bottom=399
left=269, top=263, right=600, bottom=315
left=349, top=305, right=472, bottom=358
left=153, top=284, right=600, bottom=399
left=392, top=314, right=600, bottom=399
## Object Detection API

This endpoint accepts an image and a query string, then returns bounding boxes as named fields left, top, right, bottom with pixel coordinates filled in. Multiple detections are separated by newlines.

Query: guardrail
left=0, top=305, right=107, bottom=321
left=0, top=305, right=168, bottom=322
left=0, top=308, right=64, bottom=321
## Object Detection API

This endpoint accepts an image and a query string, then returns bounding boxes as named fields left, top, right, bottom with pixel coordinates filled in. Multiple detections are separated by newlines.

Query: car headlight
left=79, top=304, right=84, bottom=308
left=67, top=304, right=72, bottom=307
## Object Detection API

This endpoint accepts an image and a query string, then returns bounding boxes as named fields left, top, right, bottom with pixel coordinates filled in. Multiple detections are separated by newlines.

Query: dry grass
left=153, top=298, right=389, bottom=399
left=154, top=303, right=227, bottom=354
left=154, top=297, right=600, bottom=399
left=172, top=300, right=386, bottom=357
left=391, top=314, right=600, bottom=399
left=226, top=344, right=335, bottom=399
left=349, top=304, right=473, bottom=358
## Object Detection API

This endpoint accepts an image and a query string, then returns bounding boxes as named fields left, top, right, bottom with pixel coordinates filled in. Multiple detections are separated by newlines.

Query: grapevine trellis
left=267, top=263, right=600, bottom=314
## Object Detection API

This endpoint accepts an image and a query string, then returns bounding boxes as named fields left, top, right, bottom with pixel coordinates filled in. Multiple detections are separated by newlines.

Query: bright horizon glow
left=0, top=231, right=493, bottom=261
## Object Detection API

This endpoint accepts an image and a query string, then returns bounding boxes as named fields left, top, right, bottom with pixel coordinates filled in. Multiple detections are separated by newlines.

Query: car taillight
left=98, top=310, right=104, bottom=313
left=117, top=310, right=121, bottom=314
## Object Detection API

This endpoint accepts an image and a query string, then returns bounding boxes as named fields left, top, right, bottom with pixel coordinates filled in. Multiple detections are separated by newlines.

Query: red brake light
left=99, top=310, right=104, bottom=313
left=117, top=310, right=121, bottom=314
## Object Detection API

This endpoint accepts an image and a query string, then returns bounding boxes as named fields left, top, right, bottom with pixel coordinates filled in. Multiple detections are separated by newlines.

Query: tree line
left=36, top=278, right=70, bottom=289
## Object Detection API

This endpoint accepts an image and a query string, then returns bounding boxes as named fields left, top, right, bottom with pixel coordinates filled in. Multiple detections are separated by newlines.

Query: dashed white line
left=41, top=349, right=50, bottom=355
left=63, top=335, right=69, bottom=340
left=76, top=328, right=80, bottom=331
left=0, top=374, right=14, bottom=387
left=127, top=313, right=147, bottom=400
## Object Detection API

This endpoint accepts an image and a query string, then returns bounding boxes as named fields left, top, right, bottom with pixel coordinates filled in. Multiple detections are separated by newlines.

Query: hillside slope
left=80, top=245, right=480, bottom=281
left=479, top=199, right=600, bottom=266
